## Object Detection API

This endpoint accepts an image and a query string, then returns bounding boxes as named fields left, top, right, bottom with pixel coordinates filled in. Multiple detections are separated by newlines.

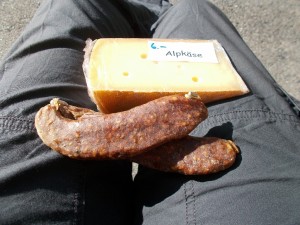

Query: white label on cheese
left=147, top=41, right=219, bottom=63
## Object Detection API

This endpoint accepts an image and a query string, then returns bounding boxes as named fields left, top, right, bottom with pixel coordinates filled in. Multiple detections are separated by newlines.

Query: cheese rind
left=84, top=38, right=249, bottom=113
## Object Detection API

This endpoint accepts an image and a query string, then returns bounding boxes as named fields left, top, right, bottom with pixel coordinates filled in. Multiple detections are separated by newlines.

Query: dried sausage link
left=132, top=136, right=239, bottom=175
left=35, top=95, right=208, bottom=159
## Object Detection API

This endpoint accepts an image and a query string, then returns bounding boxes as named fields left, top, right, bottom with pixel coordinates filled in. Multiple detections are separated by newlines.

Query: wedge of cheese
left=83, top=38, right=249, bottom=113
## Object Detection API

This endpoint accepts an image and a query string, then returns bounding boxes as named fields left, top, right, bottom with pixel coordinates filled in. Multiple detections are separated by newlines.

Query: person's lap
left=0, top=0, right=299, bottom=224
left=0, top=0, right=139, bottom=224
left=133, top=1, right=300, bottom=224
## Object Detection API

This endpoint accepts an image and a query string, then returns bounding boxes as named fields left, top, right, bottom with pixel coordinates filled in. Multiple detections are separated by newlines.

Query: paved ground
left=1, top=0, right=299, bottom=100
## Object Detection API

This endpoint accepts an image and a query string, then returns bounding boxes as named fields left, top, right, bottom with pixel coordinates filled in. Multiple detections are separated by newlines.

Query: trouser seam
left=73, top=192, right=80, bottom=225
left=184, top=181, right=197, bottom=225
left=202, top=109, right=300, bottom=127
left=191, top=181, right=196, bottom=225
left=72, top=166, right=86, bottom=225
left=0, top=116, right=35, bottom=132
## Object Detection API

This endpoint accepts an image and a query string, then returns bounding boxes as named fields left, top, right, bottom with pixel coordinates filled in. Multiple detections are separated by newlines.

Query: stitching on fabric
left=204, top=109, right=300, bottom=126
left=209, top=109, right=300, bottom=122
left=0, top=116, right=34, bottom=123
left=191, top=181, right=196, bottom=225
left=80, top=168, right=86, bottom=225
left=0, top=116, right=35, bottom=132
left=73, top=192, right=79, bottom=225
left=184, top=183, right=189, bottom=225
left=184, top=181, right=197, bottom=225
left=0, top=124, right=33, bottom=132
left=203, top=116, right=266, bottom=127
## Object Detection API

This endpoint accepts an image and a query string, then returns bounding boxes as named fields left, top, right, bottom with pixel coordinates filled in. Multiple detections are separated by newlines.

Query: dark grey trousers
left=0, top=0, right=299, bottom=224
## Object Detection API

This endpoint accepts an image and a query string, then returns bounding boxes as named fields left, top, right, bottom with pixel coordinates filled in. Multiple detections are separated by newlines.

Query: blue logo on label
left=151, top=42, right=167, bottom=50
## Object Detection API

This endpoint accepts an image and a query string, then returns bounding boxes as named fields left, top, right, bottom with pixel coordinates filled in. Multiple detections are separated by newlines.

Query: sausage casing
left=35, top=95, right=208, bottom=159
left=132, top=136, right=239, bottom=175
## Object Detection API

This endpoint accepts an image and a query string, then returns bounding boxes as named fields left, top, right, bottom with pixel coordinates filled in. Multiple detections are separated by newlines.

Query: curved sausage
left=132, top=136, right=239, bottom=175
left=35, top=94, right=208, bottom=159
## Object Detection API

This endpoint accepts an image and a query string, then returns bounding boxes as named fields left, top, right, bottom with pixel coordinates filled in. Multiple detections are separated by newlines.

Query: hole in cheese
left=192, top=76, right=199, bottom=82
left=140, top=53, right=148, bottom=59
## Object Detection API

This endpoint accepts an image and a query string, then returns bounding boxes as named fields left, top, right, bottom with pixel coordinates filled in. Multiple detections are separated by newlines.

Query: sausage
left=132, top=136, right=239, bottom=175
left=35, top=94, right=208, bottom=159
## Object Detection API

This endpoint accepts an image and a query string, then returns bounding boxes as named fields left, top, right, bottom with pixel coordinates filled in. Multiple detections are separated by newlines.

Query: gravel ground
left=1, top=0, right=299, bottom=99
